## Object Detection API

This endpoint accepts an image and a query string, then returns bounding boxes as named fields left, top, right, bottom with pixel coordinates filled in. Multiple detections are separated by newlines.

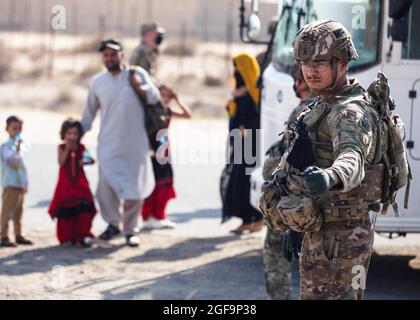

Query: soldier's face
left=301, top=60, right=348, bottom=92
left=102, top=48, right=123, bottom=71
left=301, top=60, right=334, bottom=91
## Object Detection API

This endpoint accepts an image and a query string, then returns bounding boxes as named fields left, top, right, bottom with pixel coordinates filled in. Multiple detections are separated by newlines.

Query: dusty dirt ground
left=0, top=229, right=267, bottom=300
left=0, top=108, right=269, bottom=300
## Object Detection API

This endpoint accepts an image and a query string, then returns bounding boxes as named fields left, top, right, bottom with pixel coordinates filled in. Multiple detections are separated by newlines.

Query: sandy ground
left=0, top=230, right=267, bottom=300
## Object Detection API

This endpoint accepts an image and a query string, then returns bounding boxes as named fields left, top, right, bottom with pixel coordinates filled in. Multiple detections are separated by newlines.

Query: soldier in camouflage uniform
left=130, top=23, right=165, bottom=77
left=261, top=20, right=388, bottom=300
left=262, top=63, right=314, bottom=300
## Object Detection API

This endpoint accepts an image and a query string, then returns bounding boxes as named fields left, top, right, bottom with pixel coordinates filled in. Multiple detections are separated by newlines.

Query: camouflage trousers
left=299, top=217, right=374, bottom=300
left=263, top=227, right=292, bottom=300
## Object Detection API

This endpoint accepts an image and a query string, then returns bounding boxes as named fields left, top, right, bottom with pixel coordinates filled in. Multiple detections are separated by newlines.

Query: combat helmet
left=292, top=19, right=358, bottom=63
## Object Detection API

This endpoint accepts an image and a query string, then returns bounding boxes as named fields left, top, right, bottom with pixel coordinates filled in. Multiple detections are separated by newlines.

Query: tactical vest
left=288, top=74, right=410, bottom=221
left=299, top=93, right=383, bottom=221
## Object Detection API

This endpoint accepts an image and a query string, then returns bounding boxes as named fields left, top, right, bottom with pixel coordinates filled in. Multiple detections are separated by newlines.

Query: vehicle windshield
left=272, top=0, right=381, bottom=74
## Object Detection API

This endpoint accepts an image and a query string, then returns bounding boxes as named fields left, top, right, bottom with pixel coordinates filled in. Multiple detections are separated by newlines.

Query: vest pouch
left=277, top=195, right=323, bottom=232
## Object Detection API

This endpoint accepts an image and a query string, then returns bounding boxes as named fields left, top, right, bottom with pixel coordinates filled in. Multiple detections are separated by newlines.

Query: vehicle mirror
left=247, top=13, right=262, bottom=40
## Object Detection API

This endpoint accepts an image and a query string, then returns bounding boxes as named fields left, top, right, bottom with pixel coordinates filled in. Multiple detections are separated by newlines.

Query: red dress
left=48, top=144, right=96, bottom=244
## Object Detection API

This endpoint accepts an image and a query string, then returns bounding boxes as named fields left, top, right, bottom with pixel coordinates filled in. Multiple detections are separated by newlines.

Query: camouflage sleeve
left=326, top=102, right=375, bottom=192
left=129, top=47, right=140, bottom=65
left=130, top=47, right=151, bottom=73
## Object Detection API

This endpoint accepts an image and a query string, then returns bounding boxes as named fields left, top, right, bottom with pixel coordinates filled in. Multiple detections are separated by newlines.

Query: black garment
left=56, top=202, right=96, bottom=219
left=221, top=91, right=262, bottom=223
left=149, top=110, right=174, bottom=185
left=234, top=70, right=246, bottom=87
left=229, top=71, right=260, bottom=131
left=220, top=150, right=262, bottom=223
left=234, top=94, right=260, bottom=130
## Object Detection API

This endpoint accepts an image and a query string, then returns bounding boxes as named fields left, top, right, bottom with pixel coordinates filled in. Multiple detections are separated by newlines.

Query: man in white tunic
left=81, top=39, right=159, bottom=246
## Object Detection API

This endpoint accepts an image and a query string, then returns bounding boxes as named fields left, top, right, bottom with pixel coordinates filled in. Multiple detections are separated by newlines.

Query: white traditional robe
left=81, top=67, right=158, bottom=200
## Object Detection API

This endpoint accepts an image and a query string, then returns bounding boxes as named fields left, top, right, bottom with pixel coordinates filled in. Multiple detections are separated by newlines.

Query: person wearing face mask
left=130, top=22, right=165, bottom=78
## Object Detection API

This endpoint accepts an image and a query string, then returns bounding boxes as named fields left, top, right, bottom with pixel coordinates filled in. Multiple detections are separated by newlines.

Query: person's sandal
left=16, top=236, right=34, bottom=245
left=99, top=225, right=120, bottom=241
left=1, top=238, right=17, bottom=247
left=248, top=220, right=265, bottom=233
left=126, top=234, right=140, bottom=247
left=230, top=223, right=253, bottom=235
left=81, top=236, right=94, bottom=247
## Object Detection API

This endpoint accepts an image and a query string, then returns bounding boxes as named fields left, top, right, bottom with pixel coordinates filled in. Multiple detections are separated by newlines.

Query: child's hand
left=10, top=159, right=20, bottom=170
left=64, top=142, right=71, bottom=151
left=233, top=87, right=247, bottom=98
left=65, top=140, right=77, bottom=151
left=129, top=71, right=143, bottom=89
left=171, top=90, right=179, bottom=102
left=239, top=125, right=245, bottom=137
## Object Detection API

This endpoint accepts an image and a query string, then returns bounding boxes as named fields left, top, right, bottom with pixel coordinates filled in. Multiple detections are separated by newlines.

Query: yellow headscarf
left=227, top=52, right=261, bottom=118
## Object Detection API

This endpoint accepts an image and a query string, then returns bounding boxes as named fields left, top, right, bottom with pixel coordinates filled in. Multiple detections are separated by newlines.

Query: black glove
left=302, top=166, right=334, bottom=197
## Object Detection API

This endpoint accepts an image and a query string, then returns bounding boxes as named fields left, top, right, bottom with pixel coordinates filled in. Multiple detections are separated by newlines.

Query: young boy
left=0, top=116, right=32, bottom=247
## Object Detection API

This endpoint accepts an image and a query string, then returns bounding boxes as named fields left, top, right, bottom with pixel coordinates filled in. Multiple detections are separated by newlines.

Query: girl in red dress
left=141, top=86, right=192, bottom=229
left=48, top=119, right=97, bottom=246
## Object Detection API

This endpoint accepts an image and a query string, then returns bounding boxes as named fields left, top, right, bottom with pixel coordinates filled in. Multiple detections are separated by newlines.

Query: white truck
left=239, top=0, right=420, bottom=236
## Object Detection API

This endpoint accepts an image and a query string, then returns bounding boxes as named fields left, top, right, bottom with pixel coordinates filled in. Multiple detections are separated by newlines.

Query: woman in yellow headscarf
left=226, top=53, right=261, bottom=126
left=221, top=52, right=264, bottom=234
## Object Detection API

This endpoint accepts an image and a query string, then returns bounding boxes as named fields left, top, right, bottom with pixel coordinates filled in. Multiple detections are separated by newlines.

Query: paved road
left=0, top=108, right=419, bottom=299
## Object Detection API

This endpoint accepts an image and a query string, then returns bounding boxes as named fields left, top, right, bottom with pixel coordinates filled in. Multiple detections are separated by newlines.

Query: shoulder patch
left=332, top=28, right=345, bottom=39
left=359, top=117, right=371, bottom=134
